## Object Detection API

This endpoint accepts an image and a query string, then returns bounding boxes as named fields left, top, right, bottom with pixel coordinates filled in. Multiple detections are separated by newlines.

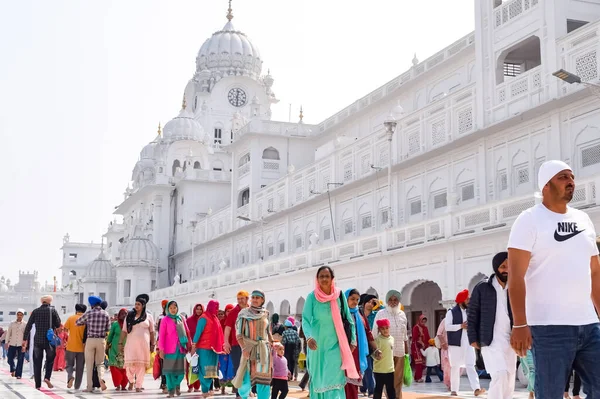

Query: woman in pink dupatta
left=436, top=317, right=451, bottom=391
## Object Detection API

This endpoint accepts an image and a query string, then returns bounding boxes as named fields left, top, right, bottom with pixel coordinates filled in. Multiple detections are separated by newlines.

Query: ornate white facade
left=65, top=2, right=600, bottom=333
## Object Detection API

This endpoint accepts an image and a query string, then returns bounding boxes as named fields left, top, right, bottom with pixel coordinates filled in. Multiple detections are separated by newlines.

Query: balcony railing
left=494, top=0, right=539, bottom=28
left=181, top=169, right=231, bottom=183
left=150, top=176, right=599, bottom=303
left=238, top=163, right=250, bottom=177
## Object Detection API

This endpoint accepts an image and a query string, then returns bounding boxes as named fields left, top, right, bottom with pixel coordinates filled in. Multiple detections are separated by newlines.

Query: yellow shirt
left=64, top=313, right=85, bottom=353
left=373, top=335, right=395, bottom=374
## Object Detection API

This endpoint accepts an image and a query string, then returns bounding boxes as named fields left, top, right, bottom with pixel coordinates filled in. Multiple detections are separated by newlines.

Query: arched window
left=193, top=161, right=201, bottom=169
left=239, top=188, right=250, bottom=207
left=213, top=160, right=224, bottom=171
left=239, top=153, right=251, bottom=166
left=262, top=147, right=280, bottom=160
left=172, top=160, right=181, bottom=176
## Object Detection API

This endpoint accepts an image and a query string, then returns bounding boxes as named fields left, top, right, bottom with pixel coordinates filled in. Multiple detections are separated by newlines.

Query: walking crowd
left=1, top=160, right=600, bottom=399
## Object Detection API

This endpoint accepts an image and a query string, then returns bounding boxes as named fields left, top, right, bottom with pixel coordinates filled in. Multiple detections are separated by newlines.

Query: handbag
left=151, top=352, right=161, bottom=379
left=46, top=306, right=61, bottom=347
left=338, top=291, right=353, bottom=346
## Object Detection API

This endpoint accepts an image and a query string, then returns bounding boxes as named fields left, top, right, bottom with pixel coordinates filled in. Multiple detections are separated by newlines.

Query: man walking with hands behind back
left=467, top=252, right=515, bottom=399
left=508, top=160, right=600, bottom=397
left=445, top=290, right=483, bottom=397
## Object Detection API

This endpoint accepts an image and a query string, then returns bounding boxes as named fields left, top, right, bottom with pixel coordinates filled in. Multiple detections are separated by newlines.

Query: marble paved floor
left=0, top=360, right=532, bottom=399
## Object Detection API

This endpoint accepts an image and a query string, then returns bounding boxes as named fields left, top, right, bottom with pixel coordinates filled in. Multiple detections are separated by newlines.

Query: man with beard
left=467, top=252, right=515, bottom=399
left=445, top=290, right=483, bottom=397
left=359, top=294, right=378, bottom=397
left=224, top=290, right=250, bottom=399
left=508, top=160, right=600, bottom=397
left=372, top=290, right=408, bottom=399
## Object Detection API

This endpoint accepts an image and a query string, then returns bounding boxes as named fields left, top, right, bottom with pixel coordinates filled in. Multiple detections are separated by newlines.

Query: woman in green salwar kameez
left=302, top=266, right=358, bottom=399
left=107, top=308, right=128, bottom=390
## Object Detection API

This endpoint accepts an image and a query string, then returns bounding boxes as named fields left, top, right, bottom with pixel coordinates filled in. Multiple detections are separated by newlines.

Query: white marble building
left=63, top=1, right=600, bottom=333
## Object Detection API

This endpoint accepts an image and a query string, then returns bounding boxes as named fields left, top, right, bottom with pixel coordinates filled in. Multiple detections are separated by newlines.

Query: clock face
left=228, top=88, right=247, bottom=107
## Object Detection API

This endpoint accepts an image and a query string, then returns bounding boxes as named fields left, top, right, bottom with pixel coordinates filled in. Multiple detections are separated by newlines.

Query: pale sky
left=0, top=0, right=474, bottom=287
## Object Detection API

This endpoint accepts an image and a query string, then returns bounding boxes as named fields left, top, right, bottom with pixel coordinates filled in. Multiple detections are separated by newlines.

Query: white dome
left=163, top=107, right=205, bottom=141
left=84, top=252, right=116, bottom=282
left=118, top=237, right=160, bottom=267
left=195, top=17, right=262, bottom=80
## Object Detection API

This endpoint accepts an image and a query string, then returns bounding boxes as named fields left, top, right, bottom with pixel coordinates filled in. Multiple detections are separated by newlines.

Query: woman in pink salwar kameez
left=436, top=317, right=451, bottom=391
left=119, top=294, right=155, bottom=392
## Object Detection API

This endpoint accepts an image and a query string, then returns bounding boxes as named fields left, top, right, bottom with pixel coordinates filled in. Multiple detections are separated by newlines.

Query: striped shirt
left=372, top=308, right=408, bottom=357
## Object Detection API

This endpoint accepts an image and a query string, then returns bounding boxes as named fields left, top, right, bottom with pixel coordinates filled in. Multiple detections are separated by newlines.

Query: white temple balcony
left=491, top=66, right=543, bottom=123
left=181, top=169, right=231, bottom=183
left=494, top=0, right=539, bottom=29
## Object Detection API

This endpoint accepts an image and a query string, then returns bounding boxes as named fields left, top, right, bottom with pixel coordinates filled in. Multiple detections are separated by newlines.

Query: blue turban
left=88, top=296, right=102, bottom=307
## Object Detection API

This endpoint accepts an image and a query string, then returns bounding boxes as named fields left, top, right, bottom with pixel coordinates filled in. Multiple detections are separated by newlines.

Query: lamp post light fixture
left=383, top=105, right=403, bottom=228
left=188, top=220, right=198, bottom=279
left=553, top=69, right=600, bottom=98
left=237, top=216, right=267, bottom=262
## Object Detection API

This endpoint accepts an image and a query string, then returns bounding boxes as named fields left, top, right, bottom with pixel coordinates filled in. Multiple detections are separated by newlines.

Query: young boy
left=373, top=319, right=395, bottom=399
left=421, top=338, right=443, bottom=383
left=271, top=343, right=290, bottom=399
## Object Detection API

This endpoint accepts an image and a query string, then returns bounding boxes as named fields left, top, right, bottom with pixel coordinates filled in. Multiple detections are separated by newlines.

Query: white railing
left=491, top=66, right=544, bottom=123
left=151, top=177, right=598, bottom=303
left=235, top=120, right=317, bottom=140
left=238, top=162, right=250, bottom=177
left=263, top=160, right=280, bottom=171
left=494, top=0, right=539, bottom=28
left=556, top=21, right=600, bottom=97
left=237, top=203, right=250, bottom=218
left=182, top=169, right=231, bottom=182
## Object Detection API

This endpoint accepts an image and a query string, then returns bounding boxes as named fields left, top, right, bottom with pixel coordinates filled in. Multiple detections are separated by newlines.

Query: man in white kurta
left=468, top=252, right=516, bottom=399
left=445, top=290, right=482, bottom=396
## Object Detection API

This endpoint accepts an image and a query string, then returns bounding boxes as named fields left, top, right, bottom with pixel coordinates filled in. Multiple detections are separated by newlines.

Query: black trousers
left=231, top=346, right=242, bottom=397
left=299, top=359, right=309, bottom=390
left=426, top=366, right=443, bottom=382
left=374, top=372, right=395, bottom=399
left=33, top=342, right=56, bottom=389
left=271, top=379, right=289, bottom=399
left=565, top=370, right=582, bottom=396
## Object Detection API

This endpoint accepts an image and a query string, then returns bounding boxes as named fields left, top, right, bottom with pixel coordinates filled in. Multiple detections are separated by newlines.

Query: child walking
left=421, top=338, right=443, bottom=383
left=373, top=319, right=395, bottom=399
left=271, top=343, right=290, bottom=399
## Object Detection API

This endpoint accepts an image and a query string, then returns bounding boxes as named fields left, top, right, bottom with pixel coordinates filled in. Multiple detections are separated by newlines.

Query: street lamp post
left=553, top=69, right=600, bottom=98
left=309, top=182, right=343, bottom=242
left=188, top=220, right=198, bottom=279
left=383, top=105, right=403, bottom=228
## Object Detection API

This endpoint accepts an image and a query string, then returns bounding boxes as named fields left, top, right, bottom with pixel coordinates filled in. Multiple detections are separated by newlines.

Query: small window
left=151, top=280, right=157, bottom=291
left=99, top=292, right=106, bottom=301
left=262, top=147, right=280, bottom=160
left=582, top=143, right=600, bottom=168
left=124, top=280, right=131, bottom=298
left=461, top=183, right=475, bottom=202
left=410, top=199, right=422, bottom=215
left=69, top=253, right=77, bottom=260
left=323, top=227, right=331, bottom=241
left=181, top=196, right=185, bottom=205
left=295, top=235, right=302, bottom=249
left=344, top=220, right=353, bottom=234
left=361, top=214, right=372, bottom=229
left=517, top=167, right=529, bottom=185
left=499, top=171, right=508, bottom=191
left=380, top=208, right=389, bottom=226
left=9, top=311, right=15, bottom=316
left=268, top=245, right=274, bottom=257
left=214, top=128, right=222, bottom=144
left=279, top=241, right=285, bottom=254
left=503, top=63, right=520, bottom=77
left=172, top=160, right=181, bottom=176
left=433, top=192, right=447, bottom=209
left=193, top=161, right=201, bottom=169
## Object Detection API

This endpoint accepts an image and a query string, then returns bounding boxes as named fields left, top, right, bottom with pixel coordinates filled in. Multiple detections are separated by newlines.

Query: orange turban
left=161, top=299, right=168, bottom=309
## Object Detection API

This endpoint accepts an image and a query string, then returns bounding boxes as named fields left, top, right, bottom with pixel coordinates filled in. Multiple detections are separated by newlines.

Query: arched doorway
left=402, top=280, right=444, bottom=335
left=468, top=273, right=487, bottom=292
left=280, top=300, right=291, bottom=318
left=296, top=297, right=305, bottom=319
left=365, top=286, right=379, bottom=298
left=266, top=301, right=275, bottom=316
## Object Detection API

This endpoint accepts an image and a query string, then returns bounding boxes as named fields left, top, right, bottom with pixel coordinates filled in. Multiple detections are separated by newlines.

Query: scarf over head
left=166, top=301, right=188, bottom=347
left=117, top=308, right=128, bottom=329
left=345, top=288, right=368, bottom=374
left=126, top=294, right=148, bottom=333
left=186, top=303, right=204, bottom=339
left=202, top=300, right=224, bottom=353
left=314, top=279, right=359, bottom=379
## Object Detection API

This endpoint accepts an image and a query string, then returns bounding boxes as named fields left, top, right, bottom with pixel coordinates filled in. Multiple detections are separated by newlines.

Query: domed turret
left=118, top=237, right=160, bottom=267
left=84, top=250, right=116, bottom=282
left=195, top=4, right=262, bottom=80
left=163, top=99, right=205, bottom=142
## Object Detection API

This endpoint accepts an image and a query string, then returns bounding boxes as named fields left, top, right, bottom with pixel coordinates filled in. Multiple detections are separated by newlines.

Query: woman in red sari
left=185, top=303, right=204, bottom=392
left=411, top=314, right=430, bottom=383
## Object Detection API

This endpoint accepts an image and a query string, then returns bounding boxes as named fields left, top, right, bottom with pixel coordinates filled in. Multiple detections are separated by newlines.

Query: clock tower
left=179, top=2, right=279, bottom=147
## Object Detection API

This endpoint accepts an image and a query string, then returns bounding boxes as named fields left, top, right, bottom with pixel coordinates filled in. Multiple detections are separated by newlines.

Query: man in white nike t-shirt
left=507, top=160, right=600, bottom=398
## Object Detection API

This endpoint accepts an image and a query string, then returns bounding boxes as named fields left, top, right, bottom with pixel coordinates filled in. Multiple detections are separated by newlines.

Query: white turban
left=538, top=160, right=572, bottom=192
left=40, top=295, right=53, bottom=304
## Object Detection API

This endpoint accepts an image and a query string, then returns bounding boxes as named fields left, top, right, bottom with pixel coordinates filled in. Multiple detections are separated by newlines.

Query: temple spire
left=226, top=0, right=233, bottom=21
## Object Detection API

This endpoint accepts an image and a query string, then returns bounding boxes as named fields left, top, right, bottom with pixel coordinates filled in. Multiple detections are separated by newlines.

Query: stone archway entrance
left=402, top=280, right=444, bottom=335
left=468, top=273, right=487, bottom=292
left=266, top=301, right=275, bottom=317
left=280, top=300, right=291, bottom=318
left=295, top=297, right=305, bottom=322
